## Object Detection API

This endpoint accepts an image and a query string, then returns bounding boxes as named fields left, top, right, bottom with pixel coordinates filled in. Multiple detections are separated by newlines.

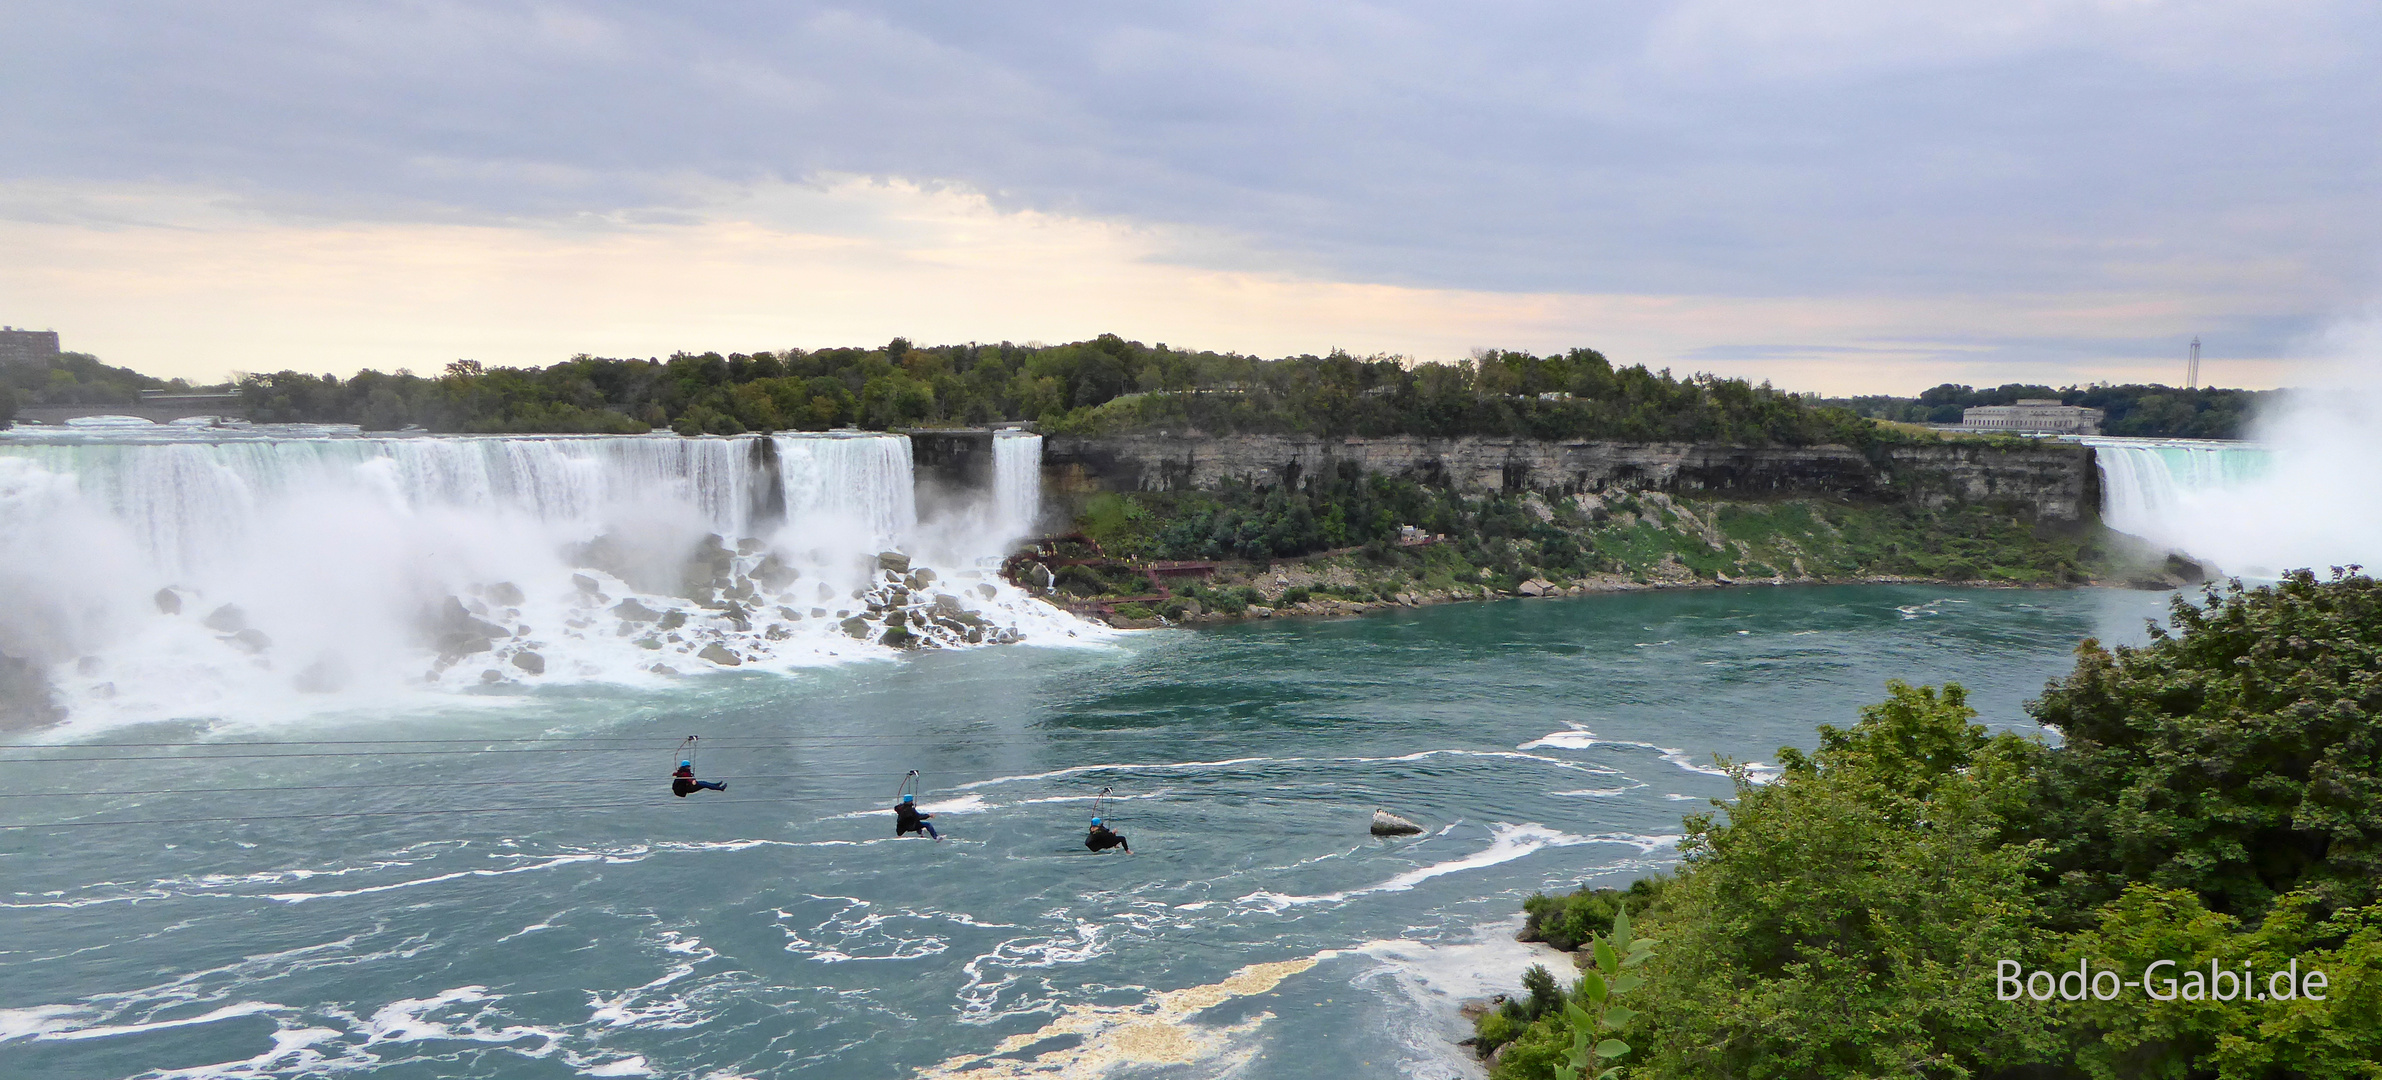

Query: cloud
left=2, top=1, right=2375, bottom=387
left=0, top=177, right=2293, bottom=393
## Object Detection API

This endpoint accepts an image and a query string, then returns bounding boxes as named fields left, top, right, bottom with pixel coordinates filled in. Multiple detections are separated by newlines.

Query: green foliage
left=1521, top=878, right=1667, bottom=952
left=206, top=335, right=1889, bottom=442
left=0, top=351, right=177, bottom=408
left=1827, top=382, right=2277, bottom=439
left=1609, top=683, right=2061, bottom=1080
left=2057, top=886, right=2382, bottom=1079
left=2029, top=568, right=2382, bottom=924
left=1484, top=570, right=2382, bottom=1080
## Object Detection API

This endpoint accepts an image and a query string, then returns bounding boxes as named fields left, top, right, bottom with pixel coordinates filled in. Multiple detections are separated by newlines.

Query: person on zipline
left=672, top=760, right=726, bottom=797
left=894, top=794, right=940, bottom=840
left=1084, top=818, right=1131, bottom=853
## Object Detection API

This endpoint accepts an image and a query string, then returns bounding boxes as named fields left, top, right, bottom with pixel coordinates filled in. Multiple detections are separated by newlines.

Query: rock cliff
left=1041, top=434, right=2097, bottom=522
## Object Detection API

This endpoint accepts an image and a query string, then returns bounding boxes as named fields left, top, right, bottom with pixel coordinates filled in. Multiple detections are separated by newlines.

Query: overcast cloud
left=4, top=1, right=2377, bottom=387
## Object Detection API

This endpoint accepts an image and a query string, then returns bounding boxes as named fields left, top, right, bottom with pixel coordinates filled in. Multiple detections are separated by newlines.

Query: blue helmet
left=1090, top=818, right=1103, bottom=826
left=681, top=760, right=692, bottom=768
left=902, top=794, right=915, bottom=803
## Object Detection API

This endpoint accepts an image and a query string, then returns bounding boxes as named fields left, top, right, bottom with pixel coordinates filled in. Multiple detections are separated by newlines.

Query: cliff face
left=1041, top=434, right=2098, bottom=522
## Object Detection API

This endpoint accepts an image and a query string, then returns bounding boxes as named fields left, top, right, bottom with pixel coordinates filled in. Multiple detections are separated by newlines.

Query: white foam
left=1237, top=823, right=1625, bottom=910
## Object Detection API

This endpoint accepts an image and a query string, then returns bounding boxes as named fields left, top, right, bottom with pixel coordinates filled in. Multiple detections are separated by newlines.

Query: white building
left=1960, top=399, right=2102, bottom=435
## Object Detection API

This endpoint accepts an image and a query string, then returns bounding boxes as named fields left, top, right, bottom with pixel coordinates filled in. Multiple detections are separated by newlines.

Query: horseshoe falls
left=0, top=428, right=1082, bottom=735
left=2082, top=389, right=2382, bottom=574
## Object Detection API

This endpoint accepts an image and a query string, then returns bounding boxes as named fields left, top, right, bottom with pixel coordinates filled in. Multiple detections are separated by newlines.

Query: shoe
left=718, top=782, right=729, bottom=792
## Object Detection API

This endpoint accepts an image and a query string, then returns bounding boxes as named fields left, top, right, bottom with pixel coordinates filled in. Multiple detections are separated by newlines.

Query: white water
left=2082, top=392, right=2382, bottom=575
left=0, top=428, right=1086, bottom=733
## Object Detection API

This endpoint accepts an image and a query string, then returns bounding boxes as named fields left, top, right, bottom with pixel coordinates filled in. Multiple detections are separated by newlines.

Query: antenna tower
left=2187, top=337, right=2200, bottom=389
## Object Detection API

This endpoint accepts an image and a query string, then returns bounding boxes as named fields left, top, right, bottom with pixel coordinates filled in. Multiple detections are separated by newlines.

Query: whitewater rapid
left=0, top=427, right=1085, bottom=733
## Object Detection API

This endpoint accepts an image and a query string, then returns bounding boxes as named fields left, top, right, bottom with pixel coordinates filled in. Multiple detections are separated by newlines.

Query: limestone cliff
left=1041, top=434, right=2097, bottom=522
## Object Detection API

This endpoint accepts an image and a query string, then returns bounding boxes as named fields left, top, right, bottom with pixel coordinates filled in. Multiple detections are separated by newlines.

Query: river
left=1, top=581, right=2174, bottom=1079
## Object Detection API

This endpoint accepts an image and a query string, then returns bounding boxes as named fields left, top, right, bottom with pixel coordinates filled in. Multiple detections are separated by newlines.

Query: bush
left=1519, top=878, right=1666, bottom=952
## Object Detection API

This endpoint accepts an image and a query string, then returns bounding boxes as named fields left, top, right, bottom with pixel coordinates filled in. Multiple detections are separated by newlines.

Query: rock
left=572, top=573, right=601, bottom=594
left=656, top=610, right=688, bottom=631
left=1517, top=578, right=1554, bottom=597
left=635, top=637, right=662, bottom=650
left=294, top=656, right=347, bottom=693
left=765, top=624, right=792, bottom=640
left=154, top=588, right=183, bottom=615
left=511, top=651, right=546, bottom=675
left=811, top=607, right=829, bottom=618
left=485, top=581, right=526, bottom=606
left=1371, top=809, right=1426, bottom=836
left=840, top=616, right=872, bottom=639
left=202, top=603, right=247, bottom=633
left=753, top=554, right=799, bottom=590
left=697, top=642, right=742, bottom=666
left=481, top=669, right=505, bottom=684
left=933, top=593, right=967, bottom=615
left=612, top=598, right=663, bottom=623
left=880, top=622, right=917, bottom=649
left=877, top=551, right=912, bottom=573
left=1181, top=598, right=1203, bottom=616
left=228, top=628, right=272, bottom=654
left=432, top=596, right=507, bottom=658
left=976, top=583, right=998, bottom=600
left=2165, top=553, right=2208, bottom=584
left=736, top=537, right=766, bottom=555
left=0, top=653, right=65, bottom=731
left=1248, top=605, right=1275, bottom=618
left=912, top=567, right=937, bottom=585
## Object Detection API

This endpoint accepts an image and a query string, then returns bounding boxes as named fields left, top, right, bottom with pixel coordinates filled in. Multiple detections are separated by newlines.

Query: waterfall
left=2081, top=438, right=2270, bottom=542
left=2081, top=430, right=2382, bottom=576
left=0, top=428, right=1084, bottom=732
left=992, top=432, right=1044, bottom=541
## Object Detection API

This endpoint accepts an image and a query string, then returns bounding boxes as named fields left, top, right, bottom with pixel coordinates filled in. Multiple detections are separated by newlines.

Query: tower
left=2187, top=336, right=2200, bottom=389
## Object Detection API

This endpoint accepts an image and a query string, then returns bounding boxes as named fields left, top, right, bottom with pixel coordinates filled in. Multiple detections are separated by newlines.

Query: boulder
left=933, top=593, right=967, bottom=615
left=655, top=610, right=688, bottom=631
left=481, top=669, right=504, bottom=684
left=753, top=554, right=800, bottom=590
left=1248, top=605, right=1275, bottom=618
left=511, top=651, right=546, bottom=675
left=432, top=596, right=507, bottom=658
left=228, top=628, right=272, bottom=654
left=1370, top=810, right=1426, bottom=836
left=877, top=551, right=912, bottom=573
left=736, top=537, right=766, bottom=555
left=697, top=643, right=742, bottom=666
left=154, top=588, right=183, bottom=615
left=572, top=573, right=602, bottom=594
left=0, top=653, right=65, bottom=731
left=202, top=603, right=247, bottom=633
left=612, top=598, right=663, bottom=623
left=976, top=583, right=998, bottom=600
left=485, top=581, right=526, bottom=606
left=840, top=616, right=872, bottom=639
left=879, top=622, right=917, bottom=649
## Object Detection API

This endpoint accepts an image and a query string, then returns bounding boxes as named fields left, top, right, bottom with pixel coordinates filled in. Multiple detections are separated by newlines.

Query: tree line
left=224, top=336, right=1891, bottom=446
left=1478, top=569, right=2382, bottom=1078
left=1827, top=382, right=2277, bottom=439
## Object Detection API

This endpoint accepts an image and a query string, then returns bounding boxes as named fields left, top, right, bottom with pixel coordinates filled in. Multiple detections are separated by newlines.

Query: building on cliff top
left=1960, top=399, right=2102, bottom=435
left=0, top=327, right=62, bottom=367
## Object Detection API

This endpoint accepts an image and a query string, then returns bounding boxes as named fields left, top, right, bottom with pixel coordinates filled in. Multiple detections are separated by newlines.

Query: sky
left=4, top=1, right=2379, bottom=394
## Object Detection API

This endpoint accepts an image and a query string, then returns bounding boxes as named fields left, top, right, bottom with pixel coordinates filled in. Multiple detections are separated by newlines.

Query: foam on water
left=0, top=428, right=1095, bottom=734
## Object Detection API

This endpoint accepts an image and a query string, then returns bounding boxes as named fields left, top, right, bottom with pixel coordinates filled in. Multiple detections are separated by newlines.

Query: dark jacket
left=1085, top=826, right=1128, bottom=852
left=672, top=766, right=697, bottom=797
left=895, top=802, right=927, bottom=834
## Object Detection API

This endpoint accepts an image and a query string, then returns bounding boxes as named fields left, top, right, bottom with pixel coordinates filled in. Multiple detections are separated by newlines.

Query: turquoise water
left=0, top=585, right=2174, bottom=1079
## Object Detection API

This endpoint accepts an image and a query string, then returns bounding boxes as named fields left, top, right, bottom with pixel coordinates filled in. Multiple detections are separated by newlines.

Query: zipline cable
left=0, top=725, right=1398, bottom=751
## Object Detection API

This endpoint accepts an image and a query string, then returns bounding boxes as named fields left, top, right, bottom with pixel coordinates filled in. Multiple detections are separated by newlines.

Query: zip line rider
left=894, top=794, right=940, bottom=840
left=1085, top=817, right=1130, bottom=854
left=672, top=760, right=726, bottom=797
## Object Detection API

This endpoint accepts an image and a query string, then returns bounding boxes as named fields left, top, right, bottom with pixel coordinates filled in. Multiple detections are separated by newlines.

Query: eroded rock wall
left=1041, top=434, right=2096, bottom=521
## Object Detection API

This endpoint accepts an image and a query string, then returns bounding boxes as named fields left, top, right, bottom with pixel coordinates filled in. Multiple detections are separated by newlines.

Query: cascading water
left=2081, top=394, right=2382, bottom=575
left=991, top=431, right=1044, bottom=541
left=2081, top=437, right=2271, bottom=543
left=0, top=428, right=1085, bottom=733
